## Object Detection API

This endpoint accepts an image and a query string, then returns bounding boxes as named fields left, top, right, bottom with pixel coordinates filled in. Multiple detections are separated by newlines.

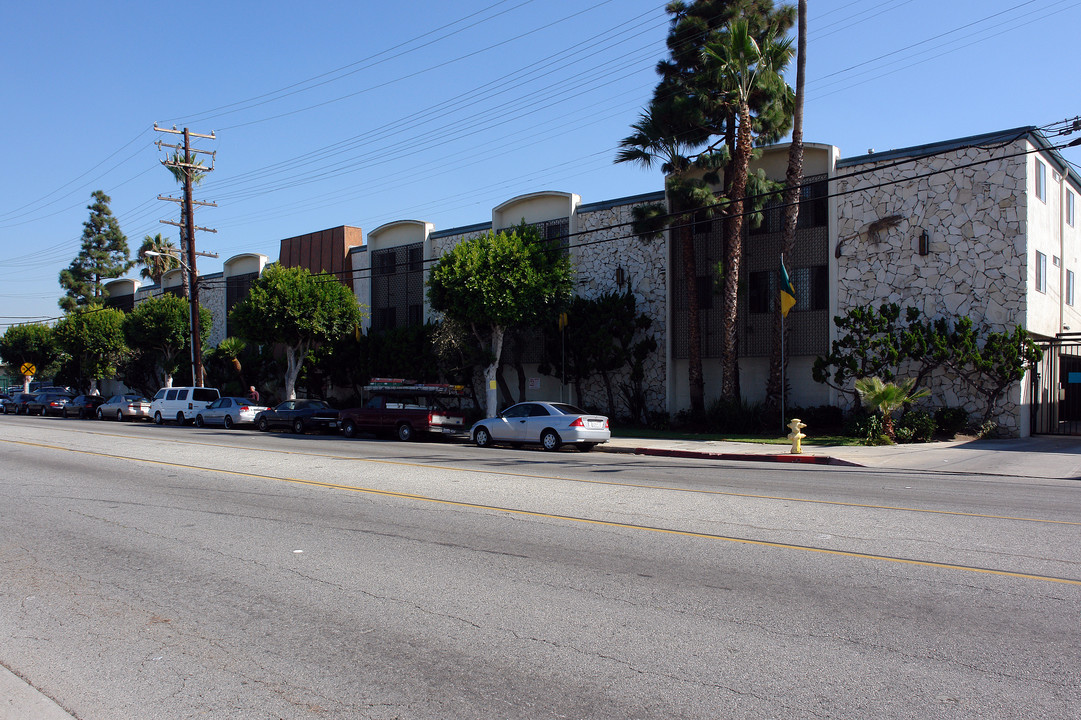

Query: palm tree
left=704, top=19, right=793, bottom=400
left=137, top=233, right=180, bottom=286
left=617, top=104, right=710, bottom=416
left=766, top=0, right=807, bottom=416
left=855, top=377, right=930, bottom=440
left=215, top=336, right=247, bottom=386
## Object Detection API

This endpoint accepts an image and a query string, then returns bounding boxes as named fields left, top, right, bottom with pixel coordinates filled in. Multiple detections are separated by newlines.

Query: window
left=1069, top=190, right=1076, bottom=227
left=749, top=270, right=774, bottom=314
left=1036, top=251, right=1047, bottom=293
left=696, top=276, right=714, bottom=310
left=1068, top=270, right=1075, bottom=306
left=1036, top=159, right=1047, bottom=202
left=794, top=265, right=829, bottom=311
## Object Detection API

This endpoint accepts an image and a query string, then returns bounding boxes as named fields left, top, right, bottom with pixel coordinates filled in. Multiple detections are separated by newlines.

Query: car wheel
left=397, top=423, right=415, bottom=442
left=342, top=420, right=357, bottom=438
left=257, top=417, right=269, bottom=432
left=223, top=415, right=234, bottom=430
left=541, top=429, right=562, bottom=451
left=195, top=414, right=205, bottom=428
left=96, top=408, right=104, bottom=420
left=474, top=427, right=492, bottom=448
left=577, top=443, right=596, bottom=453
left=117, top=410, right=125, bottom=422
left=154, top=411, right=163, bottom=425
left=176, top=412, right=186, bottom=425
left=292, top=419, right=305, bottom=434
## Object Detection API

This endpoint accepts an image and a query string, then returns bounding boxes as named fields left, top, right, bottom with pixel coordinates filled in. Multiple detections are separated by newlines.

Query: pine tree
left=58, top=191, right=132, bottom=311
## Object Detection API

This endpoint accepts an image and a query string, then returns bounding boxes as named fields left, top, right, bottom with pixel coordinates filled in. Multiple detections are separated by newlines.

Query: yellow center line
left=6, top=437, right=1081, bottom=587
left=28, top=428, right=1081, bottom=528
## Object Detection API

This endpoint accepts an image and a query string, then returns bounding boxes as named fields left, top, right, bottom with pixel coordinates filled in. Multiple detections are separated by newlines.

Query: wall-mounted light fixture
left=918, top=230, right=929, bottom=256
left=616, top=266, right=626, bottom=287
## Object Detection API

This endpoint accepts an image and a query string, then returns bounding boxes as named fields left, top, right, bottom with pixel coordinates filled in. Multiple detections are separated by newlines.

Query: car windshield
left=124, top=395, right=148, bottom=402
left=549, top=403, right=587, bottom=415
left=295, top=399, right=330, bottom=409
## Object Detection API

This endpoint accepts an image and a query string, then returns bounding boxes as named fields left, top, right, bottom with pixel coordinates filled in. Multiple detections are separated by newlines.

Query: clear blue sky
left=2, top=0, right=1079, bottom=327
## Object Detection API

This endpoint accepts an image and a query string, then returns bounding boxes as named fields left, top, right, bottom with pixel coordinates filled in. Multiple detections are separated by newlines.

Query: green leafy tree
left=949, top=321, right=1043, bottom=425
left=812, top=303, right=909, bottom=405
left=428, top=224, right=572, bottom=417
left=0, top=323, right=60, bottom=392
left=539, top=292, right=656, bottom=419
left=137, top=233, right=180, bottom=286
left=432, top=318, right=488, bottom=411
left=53, top=306, right=128, bottom=393
left=59, top=191, right=133, bottom=311
left=855, top=376, right=930, bottom=440
left=229, top=265, right=365, bottom=400
left=124, top=294, right=211, bottom=388
left=617, top=0, right=795, bottom=412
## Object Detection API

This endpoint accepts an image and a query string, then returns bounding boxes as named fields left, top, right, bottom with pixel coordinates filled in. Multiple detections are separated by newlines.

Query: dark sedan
left=255, top=399, right=339, bottom=434
left=63, top=394, right=107, bottom=419
left=4, top=393, right=39, bottom=414
left=25, top=392, right=74, bottom=416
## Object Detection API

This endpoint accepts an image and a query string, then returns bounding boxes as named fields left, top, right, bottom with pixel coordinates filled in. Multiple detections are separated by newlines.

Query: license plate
left=587, top=420, right=603, bottom=429
left=328, top=421, right=337, bottom=428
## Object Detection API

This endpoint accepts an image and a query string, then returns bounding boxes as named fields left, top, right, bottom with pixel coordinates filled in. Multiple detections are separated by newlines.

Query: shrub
left=787, top=405, right=844, bottom=433
left=844, top=410, right=890, bottom=445
left=933, top=407, right=969, bottom=438
left=707, top=397, right=769, bottom=434
left=896, top=409, right=936, bottom=443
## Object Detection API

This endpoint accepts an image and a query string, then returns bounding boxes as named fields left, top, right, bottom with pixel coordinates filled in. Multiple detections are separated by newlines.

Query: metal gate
left=1031, top=335, right=1081, bottom=435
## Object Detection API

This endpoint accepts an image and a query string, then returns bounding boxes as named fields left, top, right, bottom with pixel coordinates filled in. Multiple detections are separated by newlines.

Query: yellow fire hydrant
left=787, top=418, right=807, bottom=455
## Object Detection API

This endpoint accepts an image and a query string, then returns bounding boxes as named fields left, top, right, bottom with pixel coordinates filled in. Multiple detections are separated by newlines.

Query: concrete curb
left=597, top=444, right=862, bottom=466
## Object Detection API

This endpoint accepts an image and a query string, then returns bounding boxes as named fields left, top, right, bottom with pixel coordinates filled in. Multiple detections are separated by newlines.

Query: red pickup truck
left=339, top=386, right=470, bottom=442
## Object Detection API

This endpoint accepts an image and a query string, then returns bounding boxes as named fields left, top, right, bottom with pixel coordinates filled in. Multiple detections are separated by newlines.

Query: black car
left=25, top=392, right=75, bottom=416
left=63, top=394, right=107, bottom=419
left=4, top=393, right=39, bottom=415
left=255, top=399, right=339, bottom=434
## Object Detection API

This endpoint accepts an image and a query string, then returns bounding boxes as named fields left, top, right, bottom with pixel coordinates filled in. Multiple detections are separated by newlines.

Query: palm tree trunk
left=766, top=0, right=807, bottom=415
left=720, top=101, right=753, bottom=400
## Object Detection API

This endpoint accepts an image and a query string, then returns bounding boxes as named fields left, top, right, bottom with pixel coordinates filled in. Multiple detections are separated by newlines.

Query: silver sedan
left=471, top=401, right=610, bottom=452
left=97, top=394, right=152, bottom=421
left=195, top=397, right=268, bottom=429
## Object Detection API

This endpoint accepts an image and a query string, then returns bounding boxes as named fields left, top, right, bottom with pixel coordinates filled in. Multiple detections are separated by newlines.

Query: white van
left=150, top=386, right=221, bottom=425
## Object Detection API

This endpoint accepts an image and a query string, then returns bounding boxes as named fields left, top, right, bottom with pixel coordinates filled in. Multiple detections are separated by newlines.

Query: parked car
left=150, top=386, right=221, bottom=425
left=62, top=394, right=107, bottom=419
left=339, top=385, right=469, bottom=441
left=470, top=401, right=610, bottom=452
left=97, top=394, right=153, bottom=421
left=195, top=396, right=268, bottom=429
left=0, top=393, right=13, bottom=413
left=4, top=393, right=39, bottom=415
left=25, top=392, right=75, bottom=417
left=255, top=399, right=339, bottom=434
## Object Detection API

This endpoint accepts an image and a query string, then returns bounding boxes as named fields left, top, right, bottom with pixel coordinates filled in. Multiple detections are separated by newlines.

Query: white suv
left=151, top=386, right=221, bottom=425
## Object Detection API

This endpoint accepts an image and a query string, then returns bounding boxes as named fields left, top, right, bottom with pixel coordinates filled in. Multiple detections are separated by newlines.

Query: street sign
left=20, top=362, right=35, bottom=377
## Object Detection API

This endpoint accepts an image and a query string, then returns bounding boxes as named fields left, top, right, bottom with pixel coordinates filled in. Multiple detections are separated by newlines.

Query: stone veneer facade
left=833, top=133, right=1056, bottom=436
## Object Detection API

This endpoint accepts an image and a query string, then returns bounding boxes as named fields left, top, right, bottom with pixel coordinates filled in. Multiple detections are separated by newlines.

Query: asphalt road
left=1, top=415, right=1079, bottom=720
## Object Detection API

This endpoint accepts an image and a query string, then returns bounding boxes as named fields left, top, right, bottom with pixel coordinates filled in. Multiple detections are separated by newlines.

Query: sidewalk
left=599, top=434, right=1081, bottom=480
left=0, top=665, right=74, bottom=720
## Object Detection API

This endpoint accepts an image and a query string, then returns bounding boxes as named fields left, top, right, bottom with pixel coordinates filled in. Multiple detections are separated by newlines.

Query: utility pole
left=155, top=124, right=217, bottom=387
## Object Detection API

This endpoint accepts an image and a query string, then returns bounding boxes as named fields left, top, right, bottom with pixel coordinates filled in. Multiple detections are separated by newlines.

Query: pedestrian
left=247, top=385, right=260, bottom=403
